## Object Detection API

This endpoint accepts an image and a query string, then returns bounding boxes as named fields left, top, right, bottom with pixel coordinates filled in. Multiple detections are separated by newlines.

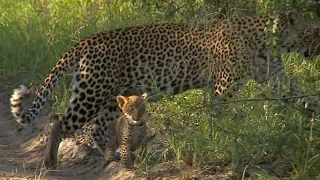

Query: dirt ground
left=0, top=86, right=231, bottom=180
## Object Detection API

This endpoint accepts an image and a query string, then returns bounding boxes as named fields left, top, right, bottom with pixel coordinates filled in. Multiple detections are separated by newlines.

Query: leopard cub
left=105, top=93, right=150, bottom=168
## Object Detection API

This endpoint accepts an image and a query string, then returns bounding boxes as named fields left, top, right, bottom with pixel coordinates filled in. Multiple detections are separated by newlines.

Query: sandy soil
left=0, top=87, right=230, bottom=180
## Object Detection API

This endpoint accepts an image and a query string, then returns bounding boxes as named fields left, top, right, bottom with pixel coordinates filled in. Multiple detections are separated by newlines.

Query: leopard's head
left=294, top=25, right=320, bottom=58
left=271, top=11, right=320, bottom=59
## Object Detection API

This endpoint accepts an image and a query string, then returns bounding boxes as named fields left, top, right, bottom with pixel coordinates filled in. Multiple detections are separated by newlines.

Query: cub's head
left=117, top=93, right=148, bottom=125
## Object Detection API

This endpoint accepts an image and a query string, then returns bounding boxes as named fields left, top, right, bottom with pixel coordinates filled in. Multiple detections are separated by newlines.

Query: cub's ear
left=286, top=10, right=299, bottom=25
left=116, top=95, right=127, bottom=109
left=141, top=93, right=148, bottom=100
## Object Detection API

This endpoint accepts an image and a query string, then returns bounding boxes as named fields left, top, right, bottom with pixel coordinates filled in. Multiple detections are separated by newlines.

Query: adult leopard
left=10, top=11, right=320, bottom=169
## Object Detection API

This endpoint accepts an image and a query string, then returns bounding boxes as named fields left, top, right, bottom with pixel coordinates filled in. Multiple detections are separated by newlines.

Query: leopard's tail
left=10, top=44, right=80, bottom=125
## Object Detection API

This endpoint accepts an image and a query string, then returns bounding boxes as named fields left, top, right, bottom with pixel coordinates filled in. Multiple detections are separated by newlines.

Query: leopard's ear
left=286, top=10, right=299, bottom=25
left=117, top=95, right=127, bottom=109
left=141, top=93, right=148, bottom=100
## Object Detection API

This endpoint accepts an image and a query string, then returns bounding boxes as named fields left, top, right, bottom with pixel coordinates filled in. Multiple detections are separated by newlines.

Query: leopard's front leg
left=119, top=140, right=133, bottom=168
left=254, top=55, right=319, bottom=118
left=88, top=105, right=122, bottom=165
left=104, top=143, right=117, bottom=165
left=104, top=126, right=118, bottom=165
left=209, top=78, right=246, bottom=118
left=282, top=82, right=319, bottom=117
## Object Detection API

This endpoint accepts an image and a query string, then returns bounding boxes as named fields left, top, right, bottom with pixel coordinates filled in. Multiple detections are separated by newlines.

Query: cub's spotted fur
left=104, top=93, right=149, bottom=168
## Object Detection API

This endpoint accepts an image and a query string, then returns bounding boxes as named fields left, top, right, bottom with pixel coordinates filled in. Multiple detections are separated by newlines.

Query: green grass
left=1, top=0, right=320, bottom=179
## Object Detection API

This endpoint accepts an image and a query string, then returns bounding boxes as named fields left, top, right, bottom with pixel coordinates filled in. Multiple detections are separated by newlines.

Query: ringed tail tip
left=10, top=85, right=28, bottom=124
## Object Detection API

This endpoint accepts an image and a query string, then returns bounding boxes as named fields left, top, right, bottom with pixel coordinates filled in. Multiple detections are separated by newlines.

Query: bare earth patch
left=0, top=87, right=230, bottom=180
